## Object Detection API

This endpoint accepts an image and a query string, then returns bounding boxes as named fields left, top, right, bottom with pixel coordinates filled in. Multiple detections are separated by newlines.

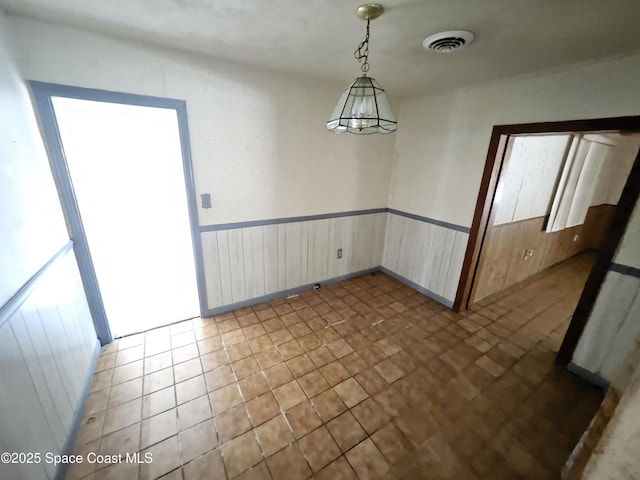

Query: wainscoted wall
left=571, top=267, right=640, bottom=384
left=472, top=204, right=615, bottom=302
left=381, top=211, right=469, bottom=308
left=572, top=201, right=640, bottom=384
left=0, top=243, right=98, bottom=480
left=200, top=211, right=387, bottom=314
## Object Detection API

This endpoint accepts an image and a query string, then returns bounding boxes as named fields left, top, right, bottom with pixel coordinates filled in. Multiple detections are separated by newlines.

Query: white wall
left=0, top=11, right=98, bottom=480
left=389, top=53, right=640, bottom=228
left=572, top=200, right=640, bottom=382
left=7, top=16, right=396, bottom=226
left=0, top=15, right=68, bottom=305
left=582, top=358, right=640, bottom=480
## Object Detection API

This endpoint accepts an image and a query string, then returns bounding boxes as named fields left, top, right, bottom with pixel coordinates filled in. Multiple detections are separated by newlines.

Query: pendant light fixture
left=326, top=3, right=397, bottom=134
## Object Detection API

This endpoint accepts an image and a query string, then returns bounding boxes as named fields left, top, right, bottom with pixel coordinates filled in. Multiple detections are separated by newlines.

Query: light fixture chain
left=354, top=18, right=371, bottom=75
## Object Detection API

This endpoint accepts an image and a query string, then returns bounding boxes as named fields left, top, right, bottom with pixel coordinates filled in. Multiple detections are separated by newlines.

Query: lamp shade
left=326, top=76, right=397, bottom=134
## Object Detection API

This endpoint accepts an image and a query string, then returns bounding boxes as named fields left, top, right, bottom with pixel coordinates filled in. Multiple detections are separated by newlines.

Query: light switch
left=201, top=193, right=211, bottom=209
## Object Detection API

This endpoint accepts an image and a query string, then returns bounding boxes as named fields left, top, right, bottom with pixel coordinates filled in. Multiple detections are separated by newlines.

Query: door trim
left=453, top=115, right=640, bottom=365
left=29, top=82, right=206, bottom=344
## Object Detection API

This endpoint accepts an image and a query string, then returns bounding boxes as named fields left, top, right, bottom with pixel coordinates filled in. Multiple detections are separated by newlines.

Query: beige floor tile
left=103, top=398, right=142, bottom=436
left=176, top=375, right=207, bottom=405
left=69, top=260, right=603, bottom=480
left=172, top=343, right=199, bottom=365
left=209, top=383, right=243, bottom=414
left=320, top=361, right=351, bottom=386
left=92, top=461, right=139, bottom=480
left=99, top=422, right=141, bottom=457
left=232, top=356, right=261, bottom=380
left=334, top=377, right=369, bottom=408
left=201, top=349, right=229, bottom=372
left=298, top=370, right=330, bottom=398
left=112, top=360, right=143, bottom=385
left=227, top=343, right=253, bottom=362
left=143, top=367, right=174, bottom=395
left=312, top=388, right=347, bottom=423
left=216, top=405, right=252, bottom=444
left=299, top=426, right=341, bottom=472
left=246, top=392, right=280, bottom=427
left=273, top=380, right=306, bottom=411
left=238, top=372, right=270, bottom=401
left=204, top=365, right=235, bottom=392
left=173, top=357, right=203, bottom=383
left=197, top=335, right=223, bottom=355
left=222, top=430, right=263, bottom=478
left=144, top=351, right=173, bottom=375
left=140, top=435, right=181, bottom=480
left=141, top=408, right=178, bottom=449
left=345, top=438, right=390, bottom=479
left=315, top=456, right=357, bottom=480
left=265, top=444, right=311, bottom=480
left=108, top=377, right=143, bottom=408
left=85, top=388, right=110, bottom=417
left=285, top=400, right=323, bottom=439
left=180, top=419, right=217, bottom=463
left=254, top=414, right=294, bottom=457
left=286, top=353, right=315, bottom=378
left=76, top=411, right=106, bottom=446
left=373, top=358, right=405, bottom=384
left=90, top=370, right=113, bottom=394
left=144, top=338, right=172, bottom=357
left=177, top=394, right=212, bottom=430
left=263, top=363, right=293, bottom=389
left=95, top=353, right=116, bottom=373
left=327, top=411, right=367, bottom=453
left=115, top=345, right=144, bottom=366
left=171, top=330, right=196, bottom=349
left=182, top=448, right=226, bottom=480
left=142, top=386, right=175, bottom=419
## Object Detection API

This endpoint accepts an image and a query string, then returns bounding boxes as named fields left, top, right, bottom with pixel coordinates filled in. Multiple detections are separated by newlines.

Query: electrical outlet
left=573, top=234, right=579, bottom=242
left=200, top=193, right=211, bottom=209
left=337, top=248, right=343, bottom=259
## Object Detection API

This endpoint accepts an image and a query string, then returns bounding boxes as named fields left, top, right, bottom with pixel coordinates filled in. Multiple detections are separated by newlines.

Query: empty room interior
left=2, top=1, right=640, bottom=479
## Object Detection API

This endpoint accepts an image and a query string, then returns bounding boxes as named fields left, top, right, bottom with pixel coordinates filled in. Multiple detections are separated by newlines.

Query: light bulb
left=351, top=95, right=374, bottom=119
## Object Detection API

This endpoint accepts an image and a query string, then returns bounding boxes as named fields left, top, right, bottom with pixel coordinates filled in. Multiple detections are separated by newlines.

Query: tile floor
left=68, top=253, right=604, bottom=480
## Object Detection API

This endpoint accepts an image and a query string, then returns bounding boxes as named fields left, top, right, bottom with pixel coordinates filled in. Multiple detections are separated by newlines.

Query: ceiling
left=2, top=0, right=640, bottom=97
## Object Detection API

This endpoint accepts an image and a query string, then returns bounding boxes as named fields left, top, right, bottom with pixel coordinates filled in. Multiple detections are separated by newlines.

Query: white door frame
left=30, top=81, right=206, bottom=344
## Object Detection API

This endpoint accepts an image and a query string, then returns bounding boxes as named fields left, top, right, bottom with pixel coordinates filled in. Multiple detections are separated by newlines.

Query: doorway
left=31, top=82, right=205, bottom=343
left=454, top=116, right=640, bottom=364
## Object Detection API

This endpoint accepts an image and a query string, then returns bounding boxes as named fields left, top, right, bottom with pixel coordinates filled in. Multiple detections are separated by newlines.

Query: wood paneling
left=382, top=212, right=469, bottom=305
left=0, top=250, right=97, bottom=480
left=471, top=204, right=615, bottom=302
left=455, top=115, right=640, bottom=314
left=200, top=213, right=387, bottom=311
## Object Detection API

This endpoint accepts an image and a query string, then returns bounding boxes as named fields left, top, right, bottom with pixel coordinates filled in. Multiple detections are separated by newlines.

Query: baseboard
left=55, top=338, right=101, bottom=480
left=203, top=267, right=380, bottom=317
left=567, top=362, right=610, bottom=390
left=203, top=265, right=456, bottom=318
left=379, top=266, right=454, bottom=308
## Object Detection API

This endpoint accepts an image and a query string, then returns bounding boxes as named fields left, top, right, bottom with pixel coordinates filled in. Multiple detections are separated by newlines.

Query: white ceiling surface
left=2, top=0, right=640, bottom=97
